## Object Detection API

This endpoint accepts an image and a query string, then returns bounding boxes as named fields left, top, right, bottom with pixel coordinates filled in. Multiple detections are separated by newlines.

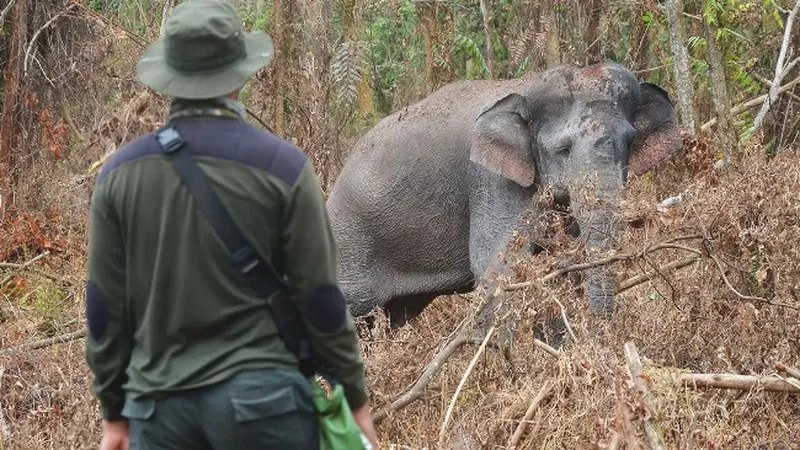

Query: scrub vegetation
left=1, top=0, right=799, bottom=449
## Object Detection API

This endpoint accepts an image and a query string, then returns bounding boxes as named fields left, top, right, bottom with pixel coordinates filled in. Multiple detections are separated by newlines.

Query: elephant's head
left=469, top=62, right=682, bottom=319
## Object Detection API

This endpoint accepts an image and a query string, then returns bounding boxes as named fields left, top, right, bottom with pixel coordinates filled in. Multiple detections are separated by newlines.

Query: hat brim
left=136, top=31, right=274, bottom=99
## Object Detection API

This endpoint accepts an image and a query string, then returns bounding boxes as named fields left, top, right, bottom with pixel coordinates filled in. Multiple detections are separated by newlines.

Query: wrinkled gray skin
left=327, top=62, right=682, bottom=328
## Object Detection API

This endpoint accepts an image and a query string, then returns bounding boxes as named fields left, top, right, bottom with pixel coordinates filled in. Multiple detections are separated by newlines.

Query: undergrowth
left=2, top=134, right=799, bottom=450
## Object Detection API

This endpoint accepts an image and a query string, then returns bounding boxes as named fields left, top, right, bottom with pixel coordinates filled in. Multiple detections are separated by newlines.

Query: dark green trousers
left=121, top=369, right=319, bottom=450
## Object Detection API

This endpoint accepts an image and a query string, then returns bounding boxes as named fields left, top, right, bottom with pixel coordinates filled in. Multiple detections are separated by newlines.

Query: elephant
left=326, top=61, right=682, bottom=328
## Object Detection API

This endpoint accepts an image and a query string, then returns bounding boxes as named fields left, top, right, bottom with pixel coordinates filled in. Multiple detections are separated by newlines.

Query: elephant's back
left=330, top=77, right=530, bottom=201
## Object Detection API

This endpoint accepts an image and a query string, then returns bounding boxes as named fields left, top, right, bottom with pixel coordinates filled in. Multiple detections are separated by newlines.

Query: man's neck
left=167, top=96, right=247, bottom=121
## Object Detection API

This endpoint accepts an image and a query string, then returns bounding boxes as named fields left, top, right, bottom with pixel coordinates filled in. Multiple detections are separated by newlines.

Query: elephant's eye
left=555, top=146, right=571, bottom=158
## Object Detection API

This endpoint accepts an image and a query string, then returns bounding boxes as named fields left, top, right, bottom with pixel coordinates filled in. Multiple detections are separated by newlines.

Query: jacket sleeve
left=280, top=160, right=369, bottom=410
left=84, top=180, right=133, bottom=421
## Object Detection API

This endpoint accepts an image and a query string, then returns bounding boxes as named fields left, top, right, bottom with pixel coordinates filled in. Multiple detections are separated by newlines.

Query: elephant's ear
left=469, top=93, right=537, bottom=187
left=628, top=82, right=683, bottom=177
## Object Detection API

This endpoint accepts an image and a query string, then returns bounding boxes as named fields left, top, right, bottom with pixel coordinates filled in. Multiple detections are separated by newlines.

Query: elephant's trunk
left=572, top=168, right=625, bottom=320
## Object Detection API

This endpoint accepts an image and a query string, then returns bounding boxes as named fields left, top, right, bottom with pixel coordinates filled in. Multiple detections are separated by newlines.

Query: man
left=84, top=1, right=378, bottom=449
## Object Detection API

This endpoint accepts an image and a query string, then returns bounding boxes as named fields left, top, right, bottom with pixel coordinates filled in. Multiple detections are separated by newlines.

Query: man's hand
left=351, top=404, right=379, bottom=449
left=100, top=420, right=129, bottom=450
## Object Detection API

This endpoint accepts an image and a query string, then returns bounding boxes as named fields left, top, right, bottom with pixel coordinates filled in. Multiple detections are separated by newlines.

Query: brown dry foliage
left=4, top=139, right=799, bottom=450
left=357, top=143, right=800, bottom=450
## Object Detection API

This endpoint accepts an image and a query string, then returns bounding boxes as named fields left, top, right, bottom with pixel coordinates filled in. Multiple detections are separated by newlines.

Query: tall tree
left=702, top=2, right=737, bottom=166
left=0, top=0, right=28, bottom=216
left=543, top=1, right=560, bottom=67
left=664, top=0, right=697, bottom=135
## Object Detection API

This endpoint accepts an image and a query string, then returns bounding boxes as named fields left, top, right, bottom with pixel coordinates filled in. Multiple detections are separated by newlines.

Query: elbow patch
left=307, top=284, right=347, bottom=333
left=86, top=281, right=109, bottom=341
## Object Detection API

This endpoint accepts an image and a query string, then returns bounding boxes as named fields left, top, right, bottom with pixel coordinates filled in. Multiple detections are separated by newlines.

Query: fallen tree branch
left=774, top=362, right=800, bottom=380
left=616, top=255, right=700, bottom=293
left=0, top=329, right=87, bottom=356
left=0, top=251, right=51, bottom=287
left=373, top=329, right=470, bottom=424
left=701, top=74, right=800, bottom=132
left=753, top=69, right=800, bottom=104
left=438, top=326, right=495, bottom=449
left=533, top=339, right=560, bottom=358
left=508, top=380, right=555, bottom=448
left=506, top=242, right=701, bottom=291
left=624, top=342, right=666, bottom=450
left=679, top=373, right=800, bottom=393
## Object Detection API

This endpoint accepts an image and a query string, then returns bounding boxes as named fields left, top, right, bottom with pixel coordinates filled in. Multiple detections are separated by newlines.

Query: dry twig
left=616, top=255, right=700, bottom=293
left=23, top=3, right=79, bottom=77
left=0, top=366, right=9, bottom=439
left=505, top=241, right=700, bottom=292
left=701, top=74, right=800, bottom=132
left=507, top=380, right=554, bottom=448
left=438, top=326, right=495, bottom=449
left=774, top=362, right=800, bottom=380
left=0, top=329, right=87, bottom=357
left=373, top=328, right=471, bottom=424
left=679, top=373, right=800, bottom=393
left=533, top=339, right=560, bottom=358
left=624, top=342, right=666, bottom=450
left=0, top=251, right=51, bottom=287
left=743, top=0, right=800, bottom=140
left=0, top=0, right=15, bottom=25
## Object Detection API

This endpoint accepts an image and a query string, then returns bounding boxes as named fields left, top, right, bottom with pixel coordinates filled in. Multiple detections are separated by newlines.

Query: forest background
left=1, top=0, right=800, bottom=449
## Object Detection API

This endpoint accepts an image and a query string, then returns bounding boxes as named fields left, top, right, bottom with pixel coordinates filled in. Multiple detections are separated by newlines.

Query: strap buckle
left=156, top=126, right=185, bottom=154
left=232, top=246, right=260, bottom=275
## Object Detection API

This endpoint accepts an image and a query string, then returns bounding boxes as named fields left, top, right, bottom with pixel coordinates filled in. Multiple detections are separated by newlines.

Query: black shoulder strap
left=154, top=124, right=316, bottom=378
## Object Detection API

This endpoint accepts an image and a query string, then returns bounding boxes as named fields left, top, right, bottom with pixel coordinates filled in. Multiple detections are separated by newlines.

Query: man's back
left=91, top=115, right=310, bottom=397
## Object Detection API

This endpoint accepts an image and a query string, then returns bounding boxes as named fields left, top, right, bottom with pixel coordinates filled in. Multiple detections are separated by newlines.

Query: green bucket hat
left=137, top=0, right=273, bottom=99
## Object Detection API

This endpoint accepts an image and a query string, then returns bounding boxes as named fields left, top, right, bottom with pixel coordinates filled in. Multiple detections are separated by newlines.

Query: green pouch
left=312, top=380, right=369, bottom=450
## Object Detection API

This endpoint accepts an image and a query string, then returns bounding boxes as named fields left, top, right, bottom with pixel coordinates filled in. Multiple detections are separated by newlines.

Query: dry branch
left=0, top=329, right=87, bottom=357
left=373, top=328, right=470, bottom=424
left=679, top=373, right=800, bottom=393
left=774, top=362, right=800, bottom=380
left=505, top=241, right=701, bottom=292
left=438, top=326, right=495, bottom=449
left=0, top=366, right=8, bottom=439
left=701, top=74, right=800, bottom=132
left=624, top=342, right=666, bottom=450
left=533, top=339, right=560, bottom=358
left=0, top=0, right=15, bottom=25
left=23, top=4, right=78, bottom=77
left=709, top=253, right=798, bottom=310
left=616, top=255, right=700, bottom=293
left=507, top=380, right=554, bottom=448
left=743, top=0, right=800, bottom=140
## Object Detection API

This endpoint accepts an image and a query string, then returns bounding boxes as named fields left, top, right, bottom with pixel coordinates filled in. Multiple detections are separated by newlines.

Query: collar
left=167, top=97, right=248, bottom=121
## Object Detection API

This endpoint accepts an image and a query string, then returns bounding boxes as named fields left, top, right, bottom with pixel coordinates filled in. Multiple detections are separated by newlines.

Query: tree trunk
left=703, top=9, right=737, bottom=166
left=271, top=0, right=286, bottom=136
left=160, top=0, right=175, bottom=36
left=543, top=2, right=560, bottom=68
left=664, top=0, right=697, bottom=134
left=0, top=0, right=28, bottom=217
left=478, top=0, right=493, bottom=77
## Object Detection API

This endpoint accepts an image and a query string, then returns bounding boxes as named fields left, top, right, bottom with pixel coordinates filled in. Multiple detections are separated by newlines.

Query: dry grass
left=355, top=141, right=800, bottom=450
left=2, top=134, right=800, bottom=450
